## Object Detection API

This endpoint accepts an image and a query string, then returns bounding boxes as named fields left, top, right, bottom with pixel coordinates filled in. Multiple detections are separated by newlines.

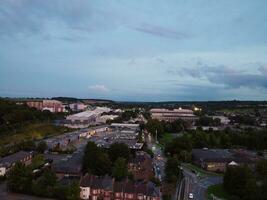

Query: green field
left=207, top=184, right=234, bottom=200
left=0, top=123, right=72, bottom=145
left=219, top=108, right=255, bottom=114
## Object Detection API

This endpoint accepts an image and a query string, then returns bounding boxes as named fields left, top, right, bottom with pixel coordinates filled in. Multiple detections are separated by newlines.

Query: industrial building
left=150, top=108, right=197, bottom=122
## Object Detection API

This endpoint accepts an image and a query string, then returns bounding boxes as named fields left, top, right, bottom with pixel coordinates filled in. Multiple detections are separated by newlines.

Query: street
left=181, top=168, right=223, bottom=200
left=145, top=132, right=166, bottom=181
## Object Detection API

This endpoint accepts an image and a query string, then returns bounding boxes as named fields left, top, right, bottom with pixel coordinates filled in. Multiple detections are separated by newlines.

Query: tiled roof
left=0, top=151, right=32, bottom=167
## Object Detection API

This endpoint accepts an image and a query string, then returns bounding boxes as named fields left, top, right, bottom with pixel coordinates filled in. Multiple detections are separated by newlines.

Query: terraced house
left=80, top=174, right=160, bottom=200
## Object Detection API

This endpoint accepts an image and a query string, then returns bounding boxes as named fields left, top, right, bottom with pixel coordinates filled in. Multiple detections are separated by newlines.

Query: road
left=145, top=132, right=166, bottom=181
left=181, top=168, right=223, bottom=200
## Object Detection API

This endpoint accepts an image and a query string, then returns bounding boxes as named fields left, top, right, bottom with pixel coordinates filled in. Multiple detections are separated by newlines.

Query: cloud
left=134, top=23, right=188, bottom=40
left=169, top=63, right=267, bottom=89
left=88, top=84, right=109, bottom=93
left=259, top=65, right=267, bottom=75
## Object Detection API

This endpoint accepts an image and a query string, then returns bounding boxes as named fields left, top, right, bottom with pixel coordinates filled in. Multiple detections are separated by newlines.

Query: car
left=189, top=193, right=194, bottom=199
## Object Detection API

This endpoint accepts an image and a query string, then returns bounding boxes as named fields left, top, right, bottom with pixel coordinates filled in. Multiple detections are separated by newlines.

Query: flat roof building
left=150, top=108, right=197, bottom=122
left=192, top=148, right=261, bottom=172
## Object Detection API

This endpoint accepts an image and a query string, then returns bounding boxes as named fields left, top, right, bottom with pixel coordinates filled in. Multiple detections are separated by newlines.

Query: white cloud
left=88, top=84, right=109, bottom=93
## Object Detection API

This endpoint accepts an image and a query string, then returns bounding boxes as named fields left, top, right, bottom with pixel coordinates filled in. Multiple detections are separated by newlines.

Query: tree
left=164, top=136, right=192, bottom=156
left=165, top=156, right=181, bottom=183
left=83, top=141, right=99, bottom=171
left=108, top=143, right=130, bottom=162
left=223, top=165, right=257, bottom=200
left=30, top=154, right=45, bottom=169
left=112, top=157, right=128, bottom=180
left=256, top=159, right=267, bottom=179
left=32, top=168, right=57, bottom=197
left=36, top=141, right=48, bottom=153
left=178, top=150, right=191, bottom=162
left=94, top=152, right=112, bottom=175
left=7, top=162, right=33, bottom=194
left=145, top=119, right=164, bottom=137
left=55, top=181, right=80, bottom=200
left=83, top=141, right=112, bottom=175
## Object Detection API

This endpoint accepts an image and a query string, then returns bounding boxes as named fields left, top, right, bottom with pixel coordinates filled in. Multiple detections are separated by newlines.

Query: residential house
left=80, top=175, right=160, bottom=200
left=0, top=151, right=33, bottom=176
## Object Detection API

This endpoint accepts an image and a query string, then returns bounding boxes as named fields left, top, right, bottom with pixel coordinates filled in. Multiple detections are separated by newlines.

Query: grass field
left=0, top=123, right=72, bottom=145
left=219, top=108, right=255, bottom=114
left=207, top=184, right=234, bottom=200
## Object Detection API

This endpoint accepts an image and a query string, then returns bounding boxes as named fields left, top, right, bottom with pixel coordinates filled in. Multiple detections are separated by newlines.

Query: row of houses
left=50, top=150, right=153, bottom=182
left=0, top=150, right=160, bottom=200
left=0, top=151, right=33, bottom=176
left=80, top=174, right=160, bottom=200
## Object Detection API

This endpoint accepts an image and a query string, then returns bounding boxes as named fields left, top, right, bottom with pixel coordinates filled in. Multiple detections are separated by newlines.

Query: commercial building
left=26, top=100, right=43, bottom=110
left=80, top=174, right=160, bottom=200
left=0, top=151, right=33, bottom=176
left=26, top=99, right=66, bottom=113
left=192, top=148, right=261, bottom=172
left=65, top=107, right=111, bottom=128
left=69, top=103, right=88, bottom=112
left=150, top=108, right=197, bottom=122
left=97, top=115, right=119, bottom=124
left=210, top=116, right=230, bottom=125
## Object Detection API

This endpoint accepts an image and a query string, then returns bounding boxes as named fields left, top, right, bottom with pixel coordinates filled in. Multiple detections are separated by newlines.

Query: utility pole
left=156, top=129, right=158, bottom=144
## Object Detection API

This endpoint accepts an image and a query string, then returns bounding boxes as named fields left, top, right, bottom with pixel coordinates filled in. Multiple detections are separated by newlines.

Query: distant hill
left=52, top=97, right=114, bottom=104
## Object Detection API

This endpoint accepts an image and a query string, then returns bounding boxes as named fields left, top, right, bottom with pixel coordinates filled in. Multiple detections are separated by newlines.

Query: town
left=1, top=1, right=267, bottom=200
left=0, top=98, right=267, bottom=200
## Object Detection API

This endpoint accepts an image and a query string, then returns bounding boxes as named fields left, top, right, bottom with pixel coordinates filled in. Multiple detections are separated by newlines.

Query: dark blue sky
left=1, top=0, right=267, bottom=101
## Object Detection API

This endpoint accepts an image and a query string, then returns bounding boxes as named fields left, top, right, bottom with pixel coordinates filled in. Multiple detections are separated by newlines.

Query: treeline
left=145, top=119, right=188, bottom=135
left=7, top=162, right=80, bottom=200
left=195, top=116, right=221, bottom=126
left=223, top=160, right=267, bottom=200
left=165, top=129, right=267, bottom=157
left=0, top=99, right=64, bottom=133
left=83, top=142, right=131, bottom=180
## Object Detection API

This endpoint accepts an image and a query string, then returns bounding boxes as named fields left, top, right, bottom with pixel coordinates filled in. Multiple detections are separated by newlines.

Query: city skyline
left=1, top=0, right=267, bottom=101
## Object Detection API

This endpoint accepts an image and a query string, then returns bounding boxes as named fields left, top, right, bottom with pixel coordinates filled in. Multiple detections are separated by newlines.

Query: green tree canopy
left=32, top=168, right=57, bottom=197
left=256, top=159, right=267, bottom=179
left=165, top=156, right=181, bottom=183
left=223, top=165, right=258, bottom=200
left=112, top=157, right=128, bottom=181
left=7, top=162, right=33, bottom=194
left=36, top=141, right=48, bottom=153
left=108, top=142, right=130, bottom=162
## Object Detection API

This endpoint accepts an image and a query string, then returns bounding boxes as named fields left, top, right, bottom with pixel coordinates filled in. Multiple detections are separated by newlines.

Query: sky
left=1, top=0, right=267, bottom=101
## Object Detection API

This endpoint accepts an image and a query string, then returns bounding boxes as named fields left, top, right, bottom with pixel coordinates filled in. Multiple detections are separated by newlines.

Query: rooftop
left=0, top=151, right=32, bottom=167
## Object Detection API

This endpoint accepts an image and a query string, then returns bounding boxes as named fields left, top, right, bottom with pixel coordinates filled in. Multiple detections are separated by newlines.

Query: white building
left=97, top=115, right=119, bottom=124
left=211, top=116, right=230, bottom=125
left=150, top=108, right=197, bottom=122
left=65, top=107, right=111, bottom=127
